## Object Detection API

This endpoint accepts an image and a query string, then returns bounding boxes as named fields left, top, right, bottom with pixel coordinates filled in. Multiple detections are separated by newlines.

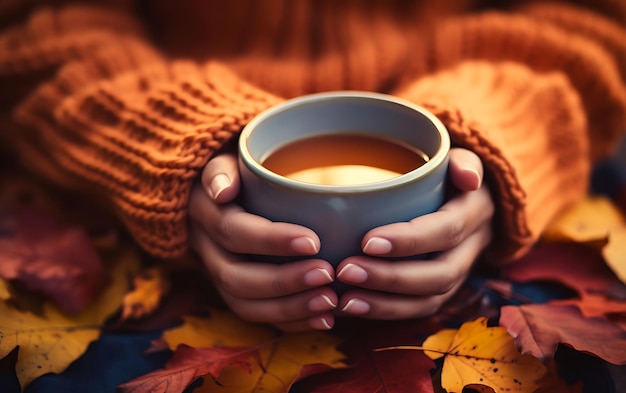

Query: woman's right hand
left=188, top=153, right=338, bottom=331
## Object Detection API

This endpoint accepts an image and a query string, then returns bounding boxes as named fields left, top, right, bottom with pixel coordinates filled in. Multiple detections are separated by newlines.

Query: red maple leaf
left=0, top=208, right=105, bottom=315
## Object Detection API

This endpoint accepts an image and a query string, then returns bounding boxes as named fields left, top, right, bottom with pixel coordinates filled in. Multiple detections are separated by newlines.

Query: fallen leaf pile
left=1, top=176, right=625, bottom=392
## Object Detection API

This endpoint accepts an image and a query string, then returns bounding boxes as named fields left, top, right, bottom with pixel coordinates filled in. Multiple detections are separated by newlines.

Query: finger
left=338, top=220, right=492, bottom=297
left=448, top=148, right=483, bottom=191
left=200, top=153, right=240, bottom=203
left=361, top=184, right=493, bottom=257
left=274, top=313, right=336, bottom=332
left=337, top=281, right=463, bottom=320
left=219, top=287, right=337, bottom=325
left=190, top=223, right=335, bottom=299
left=189, top=183, right=320, bottom=256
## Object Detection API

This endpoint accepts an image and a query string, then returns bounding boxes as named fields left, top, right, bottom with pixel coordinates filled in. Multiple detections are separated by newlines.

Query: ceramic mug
left=238, top=91, right=450, bottom=268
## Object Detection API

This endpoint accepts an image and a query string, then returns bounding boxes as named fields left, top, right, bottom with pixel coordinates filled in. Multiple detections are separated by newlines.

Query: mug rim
left=238, top=91, right=450, bottom=194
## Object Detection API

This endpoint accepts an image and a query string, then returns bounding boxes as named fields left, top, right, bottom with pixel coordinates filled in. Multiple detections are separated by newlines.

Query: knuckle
left=433, top=268, right=460, bottom=295
left=444, top=217, right=465, bottom=247
left=213, top=268, right=240, bottom=296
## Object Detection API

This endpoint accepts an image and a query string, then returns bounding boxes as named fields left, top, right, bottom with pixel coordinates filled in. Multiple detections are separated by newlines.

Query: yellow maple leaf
left=425, top=317, right=546, bottom=393
left=160, top=309, right=346, bottom=393
left=379, top=317, right=546, bottom=393
left=121, top=265, right=170, bottom=321
left=0, top=247, right=139, bottom=390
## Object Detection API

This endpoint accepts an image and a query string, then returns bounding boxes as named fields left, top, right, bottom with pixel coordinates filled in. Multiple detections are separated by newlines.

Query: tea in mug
left=262, top=133, right=429, bottom=186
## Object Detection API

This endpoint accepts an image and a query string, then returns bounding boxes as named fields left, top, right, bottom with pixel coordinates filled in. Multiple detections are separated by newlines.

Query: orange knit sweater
left=0, top=0, right=624, bottom=262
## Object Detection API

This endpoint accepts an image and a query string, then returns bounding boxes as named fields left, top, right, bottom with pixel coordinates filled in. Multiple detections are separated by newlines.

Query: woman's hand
left=335, top=148, right=494, bottom=319
left=188, top=153, right=338, bottom=332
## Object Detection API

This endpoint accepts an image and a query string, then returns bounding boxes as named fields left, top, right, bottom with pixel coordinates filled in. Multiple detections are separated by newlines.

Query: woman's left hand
left=335, top=147, right=494, bottom=319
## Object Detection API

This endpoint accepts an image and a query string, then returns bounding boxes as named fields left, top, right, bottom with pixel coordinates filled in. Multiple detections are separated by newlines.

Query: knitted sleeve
left=395, top=4, right=626, bottom=262
left=0, top=5, right=281, bottom=258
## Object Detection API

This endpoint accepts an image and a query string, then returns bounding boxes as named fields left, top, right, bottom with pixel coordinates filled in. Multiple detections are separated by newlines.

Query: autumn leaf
left=0, top=247, right=139, bottom=390
left=500, top=304, right=626, bottom=365
left=117, top=344, right=261, bottom=393
left=0, top=278, right=9, bottom=300
left=603, top=226, right=626, bottom=284
left=542, top=196, right=621, bottom=246
left=121, top=309, right=346, bottom=393
left=162, top=310, right=277, bottom=350
left=379, top=317, right=546, bottom=393
left=542, top=196, right=626, bottom=284
left=504, top=243, right=626, bottom=301
left=292, top=318, right=443, bottom=393
left=121, top=266, right=170, bottom=321
left=0, top=208, right=106, bottom=315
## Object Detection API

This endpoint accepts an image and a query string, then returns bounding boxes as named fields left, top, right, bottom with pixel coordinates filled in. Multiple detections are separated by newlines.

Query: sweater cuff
left=15, top=60, right=281, bottom=258
left=396, top=61, right=590, bottom=262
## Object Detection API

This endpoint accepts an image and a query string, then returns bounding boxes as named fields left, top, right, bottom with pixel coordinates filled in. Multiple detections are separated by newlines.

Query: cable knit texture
left=0, top=0, right=624, bottom=261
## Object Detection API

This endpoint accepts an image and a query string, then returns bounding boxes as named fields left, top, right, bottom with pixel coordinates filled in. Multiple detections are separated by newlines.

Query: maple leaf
left=124, top=309, right=346, bottom=393
left=542, top=196, right=626, bottom=284
left=0, top=247, right=139, bottom=390
left=500, top=304, right=626, bottom=365
left=0, top=208, right=105, bottom=315
left=117, top=344, right=261, bottom=393
left=378, top=317, right=546, bottom=393
left=121, top=266, right=170, bottom=321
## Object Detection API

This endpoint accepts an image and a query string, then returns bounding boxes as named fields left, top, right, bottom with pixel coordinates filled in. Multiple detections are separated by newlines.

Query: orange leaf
left=422, top=317, right=546, bottom=393
left=121, top=266, right=170, bottom=321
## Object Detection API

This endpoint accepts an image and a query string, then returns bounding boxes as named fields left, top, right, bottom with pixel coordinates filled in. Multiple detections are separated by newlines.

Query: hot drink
left=262, top=133, right=429, bottom=186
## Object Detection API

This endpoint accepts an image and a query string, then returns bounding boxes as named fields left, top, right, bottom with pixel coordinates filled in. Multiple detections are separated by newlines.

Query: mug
left=238, top=91, right=450, bottom=268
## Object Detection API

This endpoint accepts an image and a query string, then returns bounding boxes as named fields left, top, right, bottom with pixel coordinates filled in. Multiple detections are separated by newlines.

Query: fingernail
left=208, top=173, right=230, bottom=200
left=341, top=298, right=370, bottom=315
left=363, top=237, right=392, bottom=255
left=310, top=316, right=333, bottom=330
left=462, top=165, right=481, bottom=189
left=308, top=294, right=337, bottom=312
left=304, top=268, right=334, bottom=286
left=336, top=263, right=368, bottom=284
left=291, top=237, right=319, bottom=254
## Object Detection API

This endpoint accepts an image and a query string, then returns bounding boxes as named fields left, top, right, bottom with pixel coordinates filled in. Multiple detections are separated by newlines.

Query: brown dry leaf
left=154, top=309, right=345, bottom=393
left=400, top=317, right=546, bottom=393
left=121, top=266, right=170, bottom=321
left=542, top=196, right=622, bottom=246
left=0, top=247, right=139, bottom=390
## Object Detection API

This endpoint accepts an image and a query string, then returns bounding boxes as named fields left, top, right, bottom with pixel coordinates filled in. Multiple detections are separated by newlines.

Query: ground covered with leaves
left=1, top=151, right=625, bottom=393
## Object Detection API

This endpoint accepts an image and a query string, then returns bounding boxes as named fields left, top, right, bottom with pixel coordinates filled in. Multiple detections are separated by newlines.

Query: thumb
left=200, top=153, right=241, bottom=203
left=448, top=148, right=484, bottom=191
